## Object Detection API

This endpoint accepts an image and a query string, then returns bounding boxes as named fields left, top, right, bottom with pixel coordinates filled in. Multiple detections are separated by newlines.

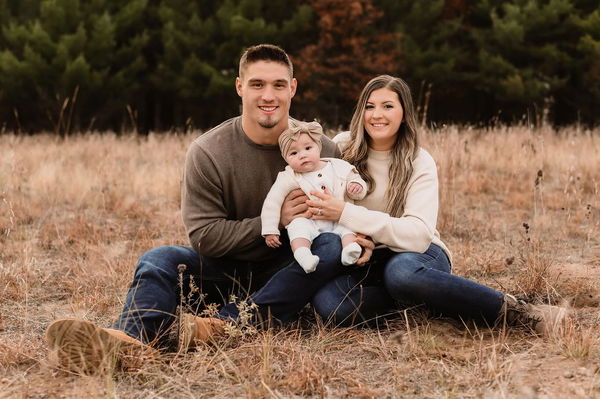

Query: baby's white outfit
left=286, top=163, right=355, bottom=242
left=261, top=158, right=367, bottom=273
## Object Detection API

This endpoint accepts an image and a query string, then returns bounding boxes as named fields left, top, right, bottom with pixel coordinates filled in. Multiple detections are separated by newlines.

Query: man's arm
left=181, top=143, right=262, bottom=258
left=321, top=135, right=342, bottom=158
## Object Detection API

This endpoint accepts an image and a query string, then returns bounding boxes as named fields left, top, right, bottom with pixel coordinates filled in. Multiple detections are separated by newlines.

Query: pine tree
left=383, top=0, right=471, bottom=122
left=1, top=0, right=597, bottom=131
left=472, top=0, right=595, bottom=124
left=0, top=0, right=151, bottom=133
left=152, top=0, right=316, bottom=129
left=564, top=5, right=600, bottom=124
left=374, top=0, right=599, bottom=125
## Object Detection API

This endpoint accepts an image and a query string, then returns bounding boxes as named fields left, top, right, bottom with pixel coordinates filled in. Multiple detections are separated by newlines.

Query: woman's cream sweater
left=333, top=131, right=451, bottom=262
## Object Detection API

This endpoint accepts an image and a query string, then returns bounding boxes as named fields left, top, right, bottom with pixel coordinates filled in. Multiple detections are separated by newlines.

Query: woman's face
left=363, top=88, right=403, bottom=151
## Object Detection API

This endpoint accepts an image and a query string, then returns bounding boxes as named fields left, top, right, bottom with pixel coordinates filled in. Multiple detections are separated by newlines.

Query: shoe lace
left=503, top=295, right=542, bottom=329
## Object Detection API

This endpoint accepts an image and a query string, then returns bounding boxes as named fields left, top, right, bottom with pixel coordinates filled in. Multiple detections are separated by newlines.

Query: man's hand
left=355, top=234, right=374, bottom=266
left=265, top=234, right=282, bottom=248
left=347, top=182, right=363, bottom=195
left=280, top=189, right=310, bottom=227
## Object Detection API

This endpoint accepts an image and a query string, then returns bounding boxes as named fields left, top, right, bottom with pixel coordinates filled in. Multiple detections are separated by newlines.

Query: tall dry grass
left=0, top=126, right=599, bottom=398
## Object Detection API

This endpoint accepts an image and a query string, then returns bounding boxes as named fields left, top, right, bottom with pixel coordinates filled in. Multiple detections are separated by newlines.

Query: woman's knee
left=383, top=252, right=426, bottom=294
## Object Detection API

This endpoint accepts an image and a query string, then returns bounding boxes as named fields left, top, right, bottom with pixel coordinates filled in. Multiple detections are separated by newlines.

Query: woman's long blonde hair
left=342, top=75, right=420, bottom=217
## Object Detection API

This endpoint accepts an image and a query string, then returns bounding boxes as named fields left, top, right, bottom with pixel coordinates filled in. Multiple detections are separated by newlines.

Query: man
left=45, top=44, right=372, bottom=373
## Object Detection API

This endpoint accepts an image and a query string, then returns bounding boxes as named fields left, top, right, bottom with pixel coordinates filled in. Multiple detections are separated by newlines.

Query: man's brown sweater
left=181, top=116, right=339, bottom=262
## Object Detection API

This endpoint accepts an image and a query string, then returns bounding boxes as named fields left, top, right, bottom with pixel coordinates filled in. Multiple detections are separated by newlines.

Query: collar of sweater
left=367, top=147, right=391, bottom=161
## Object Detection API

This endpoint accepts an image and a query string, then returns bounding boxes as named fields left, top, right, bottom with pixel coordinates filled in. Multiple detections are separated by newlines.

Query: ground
left=0, top=125, right=598, bottom=398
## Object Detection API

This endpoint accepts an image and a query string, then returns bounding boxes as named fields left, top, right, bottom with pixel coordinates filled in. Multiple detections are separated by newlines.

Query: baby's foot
left=341, top=242, right=361, bottom=265
left=294, top=247, right=320, bottom=273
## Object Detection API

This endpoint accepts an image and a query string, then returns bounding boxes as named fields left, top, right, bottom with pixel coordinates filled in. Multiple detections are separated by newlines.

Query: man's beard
left=258, top=115, right=278, bottom=129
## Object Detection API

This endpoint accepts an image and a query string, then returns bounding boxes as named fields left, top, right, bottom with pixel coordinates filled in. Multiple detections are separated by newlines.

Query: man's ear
left=235, top=77, right=242, bottom=97
left=290, top=78, right=297, bottom=97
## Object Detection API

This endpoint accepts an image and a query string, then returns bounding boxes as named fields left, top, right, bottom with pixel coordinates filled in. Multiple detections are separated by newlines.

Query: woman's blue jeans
left=313, top=244, right=505, bottom=327
left=111, top=233, right=344, bottom=344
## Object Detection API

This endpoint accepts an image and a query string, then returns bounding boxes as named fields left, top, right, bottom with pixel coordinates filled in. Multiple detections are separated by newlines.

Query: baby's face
left=284, top=133, right=321, bottom=173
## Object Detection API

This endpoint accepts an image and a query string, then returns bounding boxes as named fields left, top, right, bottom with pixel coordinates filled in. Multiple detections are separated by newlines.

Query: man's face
left=236, top=61, right=297, bottom=129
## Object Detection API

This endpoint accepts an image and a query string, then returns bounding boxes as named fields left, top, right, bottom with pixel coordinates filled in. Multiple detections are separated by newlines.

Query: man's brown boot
left=45, top=318, right=157, bottom=373
left=178, top=314, right=226, bottom=352
left=499, top=294, right=568, bottom=336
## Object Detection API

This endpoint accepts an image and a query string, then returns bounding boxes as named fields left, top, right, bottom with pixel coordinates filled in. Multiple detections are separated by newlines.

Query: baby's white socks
left=293, top=242, right=361, bottom=272
left=294, top=247, right=319, bottom=273
left=341, top=242, right=362, bottom=266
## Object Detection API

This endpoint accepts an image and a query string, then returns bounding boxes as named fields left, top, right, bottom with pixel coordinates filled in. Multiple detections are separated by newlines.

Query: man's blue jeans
left=111, top=233, right=343, bottom=344
left=313, top=244, right=505, bottom=327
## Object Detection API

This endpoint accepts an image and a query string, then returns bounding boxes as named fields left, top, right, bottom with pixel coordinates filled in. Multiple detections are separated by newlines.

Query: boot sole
left=45, top=319, right=140, bottom=373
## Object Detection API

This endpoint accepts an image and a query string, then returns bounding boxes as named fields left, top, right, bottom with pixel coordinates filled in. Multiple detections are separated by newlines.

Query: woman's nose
left=372, top=107, right=383, bottom=118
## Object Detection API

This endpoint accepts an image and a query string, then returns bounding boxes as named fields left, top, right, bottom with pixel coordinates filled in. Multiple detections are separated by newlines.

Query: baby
left=261, top=121, right=367, bottom=273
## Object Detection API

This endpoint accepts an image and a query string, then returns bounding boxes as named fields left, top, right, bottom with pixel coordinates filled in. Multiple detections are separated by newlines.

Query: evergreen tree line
left=0, top=0, right=598, bottom=134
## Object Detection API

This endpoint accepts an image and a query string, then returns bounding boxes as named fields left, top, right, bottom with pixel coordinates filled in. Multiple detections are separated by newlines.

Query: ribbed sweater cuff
left=339, top=203, right=370, bottom=233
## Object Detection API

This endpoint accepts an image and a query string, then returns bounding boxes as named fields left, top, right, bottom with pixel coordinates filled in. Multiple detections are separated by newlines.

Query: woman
left=307, top=75, right=565, bottom=334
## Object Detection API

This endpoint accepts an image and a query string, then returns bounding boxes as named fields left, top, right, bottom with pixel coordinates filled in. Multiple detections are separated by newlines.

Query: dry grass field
left=0, top=125, right=599, bottom=398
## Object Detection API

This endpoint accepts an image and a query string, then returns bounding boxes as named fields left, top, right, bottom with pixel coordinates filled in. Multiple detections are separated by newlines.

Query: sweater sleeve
left=338, top=150, right=439, bottom=253
left=260, top=172, right=299, bottom=236
left=182, top=142, right=262, bottom=258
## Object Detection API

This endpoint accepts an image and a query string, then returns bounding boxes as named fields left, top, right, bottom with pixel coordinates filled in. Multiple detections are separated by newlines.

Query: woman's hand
left=354, top=234, right=374, bottom=266
left=306, top=188, right=346, bottom=222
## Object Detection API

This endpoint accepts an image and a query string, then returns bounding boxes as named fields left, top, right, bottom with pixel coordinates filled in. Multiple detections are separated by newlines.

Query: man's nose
left=261, top=85, right=275, bottom=101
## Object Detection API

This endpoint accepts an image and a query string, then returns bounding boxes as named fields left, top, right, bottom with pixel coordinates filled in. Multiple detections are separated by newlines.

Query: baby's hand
left=265, top=234, right=282, bottom=248
left=347, top=182, right=363, bottom=195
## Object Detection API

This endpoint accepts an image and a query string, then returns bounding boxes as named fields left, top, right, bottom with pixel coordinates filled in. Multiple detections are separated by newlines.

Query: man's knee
left=311, top=233, right=342, bottom=265
left=313, top=279, right=357, bottom=327
left=313, top=298, right=349, bottom=327
left=135, top=245, right=196, bottom=278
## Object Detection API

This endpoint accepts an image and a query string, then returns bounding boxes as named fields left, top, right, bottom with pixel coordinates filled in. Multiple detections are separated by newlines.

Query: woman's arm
left=309, top=150, right=439, bottom=253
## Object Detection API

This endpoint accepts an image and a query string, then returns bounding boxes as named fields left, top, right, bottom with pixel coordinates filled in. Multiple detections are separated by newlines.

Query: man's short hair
left=238, top=44, right=293, bottom=78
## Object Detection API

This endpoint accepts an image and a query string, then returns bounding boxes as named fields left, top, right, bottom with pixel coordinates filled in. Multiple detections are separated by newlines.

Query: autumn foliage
left=291, top=0, right=401, bottom=125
